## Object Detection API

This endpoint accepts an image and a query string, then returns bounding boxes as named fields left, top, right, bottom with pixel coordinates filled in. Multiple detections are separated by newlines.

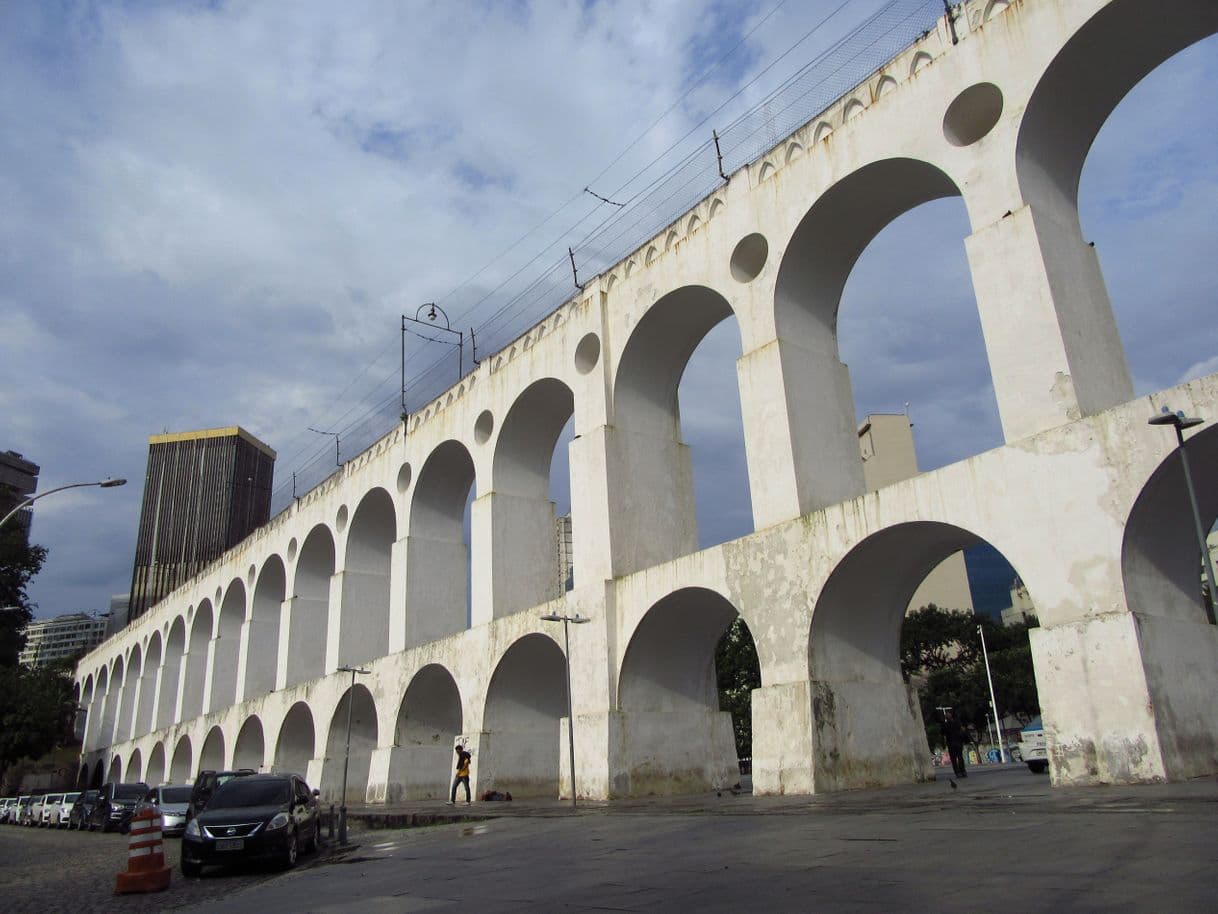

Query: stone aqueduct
left=76, top=0, right=1218, bottom=802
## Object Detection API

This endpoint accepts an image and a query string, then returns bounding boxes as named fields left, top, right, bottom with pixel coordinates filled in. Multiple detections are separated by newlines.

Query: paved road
left=4, top=767, right=1217, bottom=912
left=0, top=820, right=324, bottom=913
left=182, top=766, right=1218, bottom=913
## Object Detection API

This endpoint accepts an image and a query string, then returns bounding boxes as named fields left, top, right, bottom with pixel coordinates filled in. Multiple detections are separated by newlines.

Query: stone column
left=966, top=203, right=1132, bottom=442
left=737, top=338, right=866, bottom=529
left=476, top=491, right=561, bottom=621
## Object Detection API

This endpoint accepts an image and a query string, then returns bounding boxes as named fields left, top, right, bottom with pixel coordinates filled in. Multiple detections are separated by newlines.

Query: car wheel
left=282, top=831, right=298, bottom=870
left=182, top=856, right=202, bottom=878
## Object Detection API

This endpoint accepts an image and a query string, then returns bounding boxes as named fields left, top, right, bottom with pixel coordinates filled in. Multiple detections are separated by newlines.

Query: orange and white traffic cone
left=114, top=806, right=172, bottom=894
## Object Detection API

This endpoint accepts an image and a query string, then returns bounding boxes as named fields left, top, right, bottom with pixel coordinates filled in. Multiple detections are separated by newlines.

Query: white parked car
left=53, top=792, right=79, bottom=828
left=0, top=798, right=14, bottom=823
left=39, top=793, right=65, bottom=827
left=26, top=795, right=49, bottom=826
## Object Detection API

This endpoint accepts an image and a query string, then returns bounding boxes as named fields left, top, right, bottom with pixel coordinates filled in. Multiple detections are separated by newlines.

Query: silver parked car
left=140, top=785, right=193, bottom=837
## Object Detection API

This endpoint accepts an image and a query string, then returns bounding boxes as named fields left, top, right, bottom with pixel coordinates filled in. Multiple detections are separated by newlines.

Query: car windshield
left=159, top=786, right=192, bottom=803
left=115, top=784, right=146, bottom=800
left=208, top=779, right=290, bottom=809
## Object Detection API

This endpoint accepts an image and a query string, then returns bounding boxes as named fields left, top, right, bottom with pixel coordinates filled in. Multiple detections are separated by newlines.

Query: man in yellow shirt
left=447, top=743, right=472, bottom=805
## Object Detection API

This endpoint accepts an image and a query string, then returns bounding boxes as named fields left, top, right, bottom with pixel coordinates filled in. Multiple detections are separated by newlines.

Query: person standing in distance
left=943, top=709, right=968, bottom=780
left=448, top=743, right=472, bottom=805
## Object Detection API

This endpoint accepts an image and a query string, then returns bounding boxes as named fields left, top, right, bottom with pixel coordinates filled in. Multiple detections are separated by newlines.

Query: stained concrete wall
left=75, top=0, right=1218, bottom=801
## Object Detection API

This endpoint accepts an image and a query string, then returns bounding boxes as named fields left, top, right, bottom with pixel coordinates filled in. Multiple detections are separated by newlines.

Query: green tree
left=0, top=522, right=48, bottom=666
left=0, top=661, right=76, bottom=788
left=902, top=605, right=1040, bottom=750
left=715, top=616, right=760, bottom=760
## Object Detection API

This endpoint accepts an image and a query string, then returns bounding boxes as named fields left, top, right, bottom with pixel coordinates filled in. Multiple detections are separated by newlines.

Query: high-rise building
left=0, top=450, right=40, bottom=542
left=18, top=611, right=108, bottom=668
left=128, top=427, right=275, bottom=622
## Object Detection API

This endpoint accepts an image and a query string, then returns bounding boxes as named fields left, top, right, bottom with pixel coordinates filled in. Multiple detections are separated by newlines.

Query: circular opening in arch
left=574, top=332, right=601, bottom=374
left=287, top=537, right=298, bottom=562
left=474, top=410, right=494, bottom=444
left=730, top=233, right=769, bottom=282
left=397, top=462, right=413, bottom=493
left=336, top=504, right=349, bottom=532
left=943, top=82, right=1003, bottom=147
left=247, top=565, right=256, bottom=587
left=214, top=587, right=223, bottom=604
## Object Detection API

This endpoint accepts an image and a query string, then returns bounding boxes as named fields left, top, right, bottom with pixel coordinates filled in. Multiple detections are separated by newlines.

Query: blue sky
left=1, top=1, right=1215, bottom=619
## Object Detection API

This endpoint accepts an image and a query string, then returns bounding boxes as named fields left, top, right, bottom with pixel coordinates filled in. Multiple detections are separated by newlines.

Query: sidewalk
left=338, top=761, right=1218, bottom=827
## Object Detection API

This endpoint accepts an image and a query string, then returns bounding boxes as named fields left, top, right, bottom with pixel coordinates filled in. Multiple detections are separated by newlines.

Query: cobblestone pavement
left=0, top=821, right=347, bottom=914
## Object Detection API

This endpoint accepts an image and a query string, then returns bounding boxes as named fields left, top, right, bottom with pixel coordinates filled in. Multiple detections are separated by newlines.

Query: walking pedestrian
left=447, top=743, right=472, bottom=805
left=943, top=710, right=967, bottom=779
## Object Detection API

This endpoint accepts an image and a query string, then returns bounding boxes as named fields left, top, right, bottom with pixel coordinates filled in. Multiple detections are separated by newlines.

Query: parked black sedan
left=181, top=774, right=320, bottom=876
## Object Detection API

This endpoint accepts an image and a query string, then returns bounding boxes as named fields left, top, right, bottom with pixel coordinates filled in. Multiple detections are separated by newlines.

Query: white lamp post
left=0, top=478, right=127, bottom=530
left=539, top=612, right=589, bottom=808
left=978, top=625, right=1008, bottom=764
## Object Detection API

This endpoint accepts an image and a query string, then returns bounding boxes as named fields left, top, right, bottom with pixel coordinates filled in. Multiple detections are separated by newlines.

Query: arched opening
left=407, top=440, right=475, bottom=646
left=1013, top=1, right=1218, bottom=422
left=275, top=702, right=316, bottom=775
left=145, top=742, right=166, bottom=786
left=89, top=666, right=110, bottom=752
left=199, top=725, right=225, bottom=773
left=840, top=196, right=1002, bottom=468
left=210, top=580, right=245, bottom=711
left=181, top=600, right=213, bottom=721
left=287, top=525, right=335, bottom=687
left=612, top=285, right=753, bottom=574
left=169, top=735, right=192, bottom=783
left=616, top=588, right=743, bottom=796
left=1075, top=42, right=1218, bottom=394
left=482, top=633, right=567, bottom=798
left=117, top=645, right=141, bottom=743
left=77, top=764, right=90, bottom=789
left=233, top=716, right=266, bottom=771
left=339, top=488, right=396, bottom=667
left=490, top=378, right=576, bottom=616
left=107, top=755, right=122, bottom=783
left=389, top=664, right=462, bottom=801
left=323, top=686, right=378, bottom=804
left=100, top=659, right=122, bottom=751
left=774, top=158, right=970, bottom=511
left=125, top=748, right=143, bottom=783
left=79, top=676, right=94, bottom=747
left=136, top=633, right=161, bottom=736
left=90, top=758, right=104, bottom=789
left=157, top=618, right=186, bottom=730
left=245, top=556, right=285, bottom=698
left=1123, top=423, right=1218, bottom=623
left=809, top=521, right=1038, bottom=791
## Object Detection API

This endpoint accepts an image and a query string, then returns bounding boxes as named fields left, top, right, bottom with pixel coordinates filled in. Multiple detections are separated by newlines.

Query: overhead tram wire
left=273, top=1, right=945, bottom=512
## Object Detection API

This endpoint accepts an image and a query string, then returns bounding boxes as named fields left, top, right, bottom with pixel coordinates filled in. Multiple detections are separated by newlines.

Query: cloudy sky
left=2, top=1, right=1215, bottom=620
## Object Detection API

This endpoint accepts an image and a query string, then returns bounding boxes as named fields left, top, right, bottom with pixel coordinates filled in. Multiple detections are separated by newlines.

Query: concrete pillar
left=479, top=491, right=561, bottom=621
left=275, top=598, right=292, bottom=691
left=387, top=539, right=408, bottom=655
left=568, top=424, right=698, bottom=580
left=366, top=746, right=393, bottom=804
left=403, top=533, right=468, bottom=647
left=323, top=572, right=342, bottom=676
left=737, top=338, right=865, bottom=529
left=1031, top=612, right=1218, bottom=784
left=750, top=682, right=816, bottom=796
left=199, top=636, right=219, bottom=717
left=966, top=204, right=1132, bottom=442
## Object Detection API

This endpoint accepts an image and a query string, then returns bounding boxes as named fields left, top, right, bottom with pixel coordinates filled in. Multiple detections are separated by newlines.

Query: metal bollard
left=328, top=804, right=335, bottom=841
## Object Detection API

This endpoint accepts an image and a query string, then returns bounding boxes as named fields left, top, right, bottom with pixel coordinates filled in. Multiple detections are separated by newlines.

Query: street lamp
left=336, top=665, right=370, bottom=845
left=1149, top=407, right=1217, bottom=624
left=539, top=612, right=589, bottom=808
left=0, top=478, right=127, bottom=530
left=978, top=625, right=1008, bottom=764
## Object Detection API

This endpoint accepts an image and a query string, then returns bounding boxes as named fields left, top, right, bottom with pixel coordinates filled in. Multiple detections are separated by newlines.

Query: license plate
left=215, top=838, right=244, bottom=851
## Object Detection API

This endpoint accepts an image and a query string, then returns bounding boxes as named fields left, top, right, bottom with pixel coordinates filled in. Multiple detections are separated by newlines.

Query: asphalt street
left=177, top=765, right=1218, bottom=913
